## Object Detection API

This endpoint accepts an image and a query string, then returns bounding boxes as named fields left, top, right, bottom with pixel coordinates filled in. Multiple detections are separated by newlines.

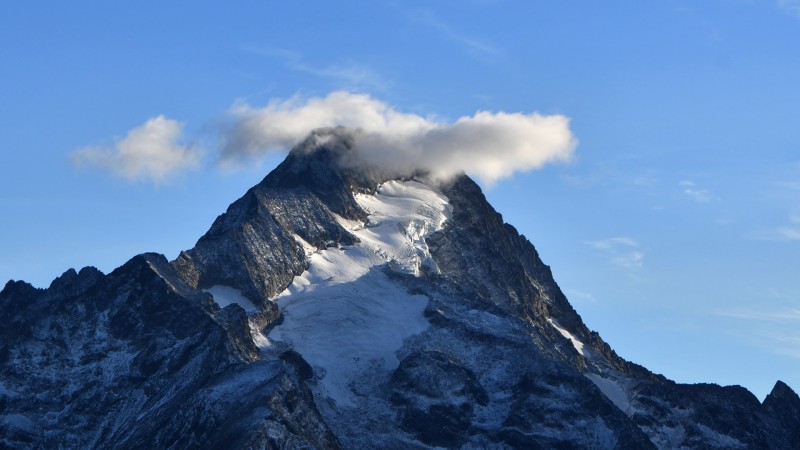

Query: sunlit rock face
left=2, top=128, right=798, bottom=449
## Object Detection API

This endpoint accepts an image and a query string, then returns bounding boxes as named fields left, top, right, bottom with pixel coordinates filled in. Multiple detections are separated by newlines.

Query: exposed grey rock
left=0, top=254, right=336, bottom=449
left=763, top=381, right=800, bottom=449
left=391, top=350, right=488, bottom=447
left=172, top=128, right=387, bottom=311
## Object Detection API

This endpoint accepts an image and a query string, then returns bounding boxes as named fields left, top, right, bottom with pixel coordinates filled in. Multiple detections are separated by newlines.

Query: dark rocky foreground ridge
left=1, top=128, right=798, bottom=449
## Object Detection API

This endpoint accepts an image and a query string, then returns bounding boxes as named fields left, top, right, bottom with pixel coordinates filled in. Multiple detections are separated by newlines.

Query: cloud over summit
left=72, top=92, right=577, bottom=186
left=221, top=91, right=577, bottom=185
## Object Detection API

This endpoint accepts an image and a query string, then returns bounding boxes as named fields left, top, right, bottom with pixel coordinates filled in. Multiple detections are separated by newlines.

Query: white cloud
left=587, top=237, right=644, bottom=269
left=219, top=91, right=577, bottom=185
left=679, top=180, right=715, bottom=203
left=613, top=251, right=644, bottom=269
left=70, top=116, right=200, bottom=184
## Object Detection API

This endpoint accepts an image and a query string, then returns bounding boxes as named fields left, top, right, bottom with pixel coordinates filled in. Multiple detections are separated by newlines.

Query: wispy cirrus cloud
left=719, top=307, right=800, bottom=322
left=408, top=10, right=501, bottom=59
left=70, top=116, right=200, bottom=184
left=776, top=214, right=800, bottom=240
left=243, top=46, right=390, bottom=91
left=718, top=305, right=800, bottom=359
left=586, top=237, right=644, bottom=269
left=777, top=0, right=800, bottom=18
left=751, top=214, right=800, bottom=242
left=680, top=180, right=716, bottom=203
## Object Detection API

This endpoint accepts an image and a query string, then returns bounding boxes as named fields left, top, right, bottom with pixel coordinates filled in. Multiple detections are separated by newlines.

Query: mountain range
left=1, top=128, right=798, bottom=449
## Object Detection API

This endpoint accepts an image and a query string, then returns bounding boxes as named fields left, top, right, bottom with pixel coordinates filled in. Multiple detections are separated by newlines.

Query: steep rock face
left=625, top=381, right=788, bottom=449
left=424, top=174, right=800, bottom=449
left=764, top=380, right=800, bottom=449
left=384, top=300, right=657, bottom=449
left=390, top=350, right=489, bottom=448
left=2, top=127, right=799, bottom=449
left=0, top=254, right=336, bottom=449
left=173, top=129, right=386, bottom=310
left=428, top=175, right=652, bottom=376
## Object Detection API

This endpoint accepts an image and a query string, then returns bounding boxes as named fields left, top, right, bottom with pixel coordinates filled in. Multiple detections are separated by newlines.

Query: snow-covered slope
left=268, top=180, right=450, bottom=407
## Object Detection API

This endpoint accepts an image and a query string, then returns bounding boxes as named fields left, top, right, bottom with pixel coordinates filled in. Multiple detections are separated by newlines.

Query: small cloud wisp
left=587, top=237, right=644, bottom=269
left=679, top=180, right=715, bottom=203
left=71, top=116, right=200, bottom=184
left=777, top=214, right=800, bottom=241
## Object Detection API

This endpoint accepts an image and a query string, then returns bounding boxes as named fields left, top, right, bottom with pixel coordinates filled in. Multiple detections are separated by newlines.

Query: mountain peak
left=3, top=129, right=799, bottom=449
left=257, top=126, right=388, bottom=219
left=767, top=380, right=799, bottom=400
left=171, top=129, right=383, bottom=306
left=764, top=380, right=800, bottom=447
left=266, top=127, right=357, bottom=181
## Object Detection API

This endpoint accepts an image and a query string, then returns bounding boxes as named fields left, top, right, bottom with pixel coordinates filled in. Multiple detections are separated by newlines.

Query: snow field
left=267, top=180, right=452, bottom=406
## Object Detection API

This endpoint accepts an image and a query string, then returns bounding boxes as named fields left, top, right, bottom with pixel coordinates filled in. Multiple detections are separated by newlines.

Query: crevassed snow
left=205, top=285, right=258, bottom=313
left=352, top=180, right=451, bottom=276
left=548, top=318, right=588, bottom=357
left=268, top=180, right=451, bottom=407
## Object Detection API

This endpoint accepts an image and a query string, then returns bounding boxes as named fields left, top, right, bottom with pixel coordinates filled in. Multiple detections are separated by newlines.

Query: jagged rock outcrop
left=764, top=380, right=800, bottom=449
left=2, top=127, right=798, bottom=449
left=0, top=254, right=336, bottom=449
left=172, top=129, right=386, bottom=310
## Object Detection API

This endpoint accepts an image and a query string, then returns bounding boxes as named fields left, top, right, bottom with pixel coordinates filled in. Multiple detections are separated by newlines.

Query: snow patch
left=250, top=323, right=271, bottom=347
left=292, top=233, right=317, bottom=257
left=548, top=318, right=587, bottom=357
left=205, top=285, right=258, bottom=313
left=268, top=179, right=451, bottom=407
left=585, top=373, right=633, bottom=415
left=696, top=423, right=746, bottom=448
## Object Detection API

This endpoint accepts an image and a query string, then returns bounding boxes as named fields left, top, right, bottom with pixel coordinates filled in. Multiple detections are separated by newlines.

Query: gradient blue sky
left=2, top=1, right=799, bottom=400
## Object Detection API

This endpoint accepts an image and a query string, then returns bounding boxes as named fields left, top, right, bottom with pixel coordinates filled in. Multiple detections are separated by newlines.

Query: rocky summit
left=1, top=128, right=798, bottom=449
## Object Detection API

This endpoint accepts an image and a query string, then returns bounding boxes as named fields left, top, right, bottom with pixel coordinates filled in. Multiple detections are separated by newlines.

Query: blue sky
left=1, top=1, right=799, bottom=400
